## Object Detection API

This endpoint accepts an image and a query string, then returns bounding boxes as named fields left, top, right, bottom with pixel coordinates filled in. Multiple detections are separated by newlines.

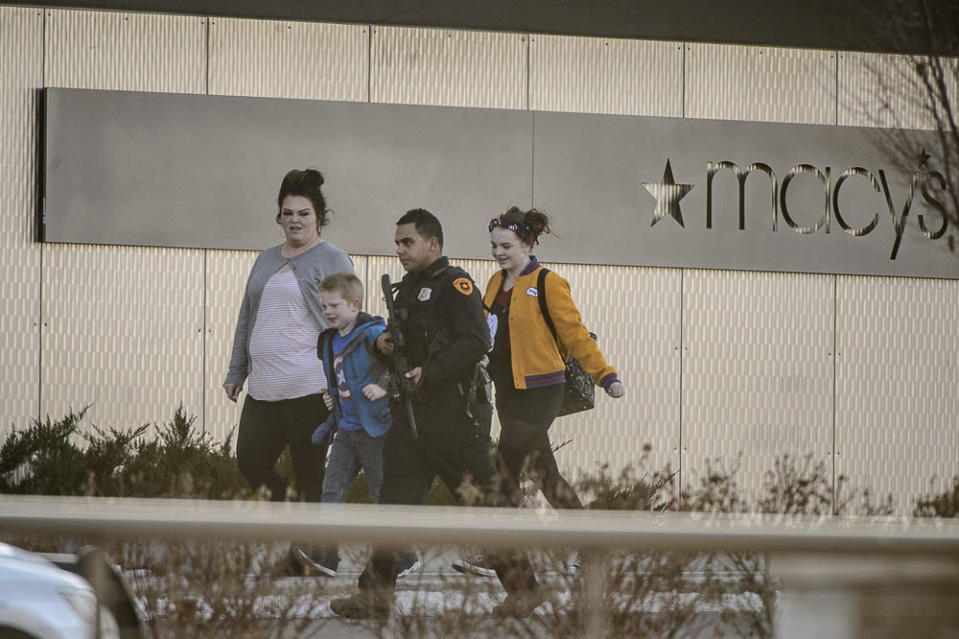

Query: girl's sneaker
left=396, top=551, right=420, bottom=578
left=291, top=546, right=338, bottom=577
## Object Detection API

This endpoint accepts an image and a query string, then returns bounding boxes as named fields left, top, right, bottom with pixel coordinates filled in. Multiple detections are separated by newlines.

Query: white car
left=0, top=542, right=120, bottom=639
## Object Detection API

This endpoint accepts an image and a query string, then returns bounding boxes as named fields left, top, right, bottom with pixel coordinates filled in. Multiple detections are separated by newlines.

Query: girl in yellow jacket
left=453, top=206, right=627, bottom=579
left=485, top=206, right=625, bottom=508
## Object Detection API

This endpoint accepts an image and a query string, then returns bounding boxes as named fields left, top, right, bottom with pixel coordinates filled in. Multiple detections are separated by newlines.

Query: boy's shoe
left=396, top=552, right=420, bottom=578
left=290, top=546, right=338, bottom=577
left=330, top=590, right=392, bottom=619
left=493, top=589, right=547, bottom=618
left=451, top=555, right=497, bottom=578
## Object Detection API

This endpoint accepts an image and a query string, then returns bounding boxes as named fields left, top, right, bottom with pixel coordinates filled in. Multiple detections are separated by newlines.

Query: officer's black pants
left=359, top=392, right=539, bottom=595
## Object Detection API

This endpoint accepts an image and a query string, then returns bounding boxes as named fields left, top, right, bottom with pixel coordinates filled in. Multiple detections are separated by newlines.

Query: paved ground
left=229, top=546, right=753, bottom=638
left=146, top=547, right=959, bottom=639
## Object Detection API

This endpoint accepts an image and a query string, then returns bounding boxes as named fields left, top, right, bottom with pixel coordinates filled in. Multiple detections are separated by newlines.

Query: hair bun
left=524, top=208, right=551, bottom=236
left=305, top=168, right=325, bottom=187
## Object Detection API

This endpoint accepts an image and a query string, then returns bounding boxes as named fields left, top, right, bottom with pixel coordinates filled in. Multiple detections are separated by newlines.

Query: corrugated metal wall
left=835, top=276, right=959, bottom=507
left=685, top=43, right=836, bottom=124
left=681, top=270, right=835, bottom=491
left=1, top=7, right=955, bottom=513
left=207, top=18, right=369, bottom=101
left=529, top=34, right=683, bottom=117
left=39, top=8, right=207, bottom=431
left=0, top=6, right=42, bottom=429
left=370, top=26, right=527, bottom=109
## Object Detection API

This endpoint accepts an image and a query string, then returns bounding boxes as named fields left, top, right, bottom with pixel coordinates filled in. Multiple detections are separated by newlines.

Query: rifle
left=381, top=273, right=418, bottom=439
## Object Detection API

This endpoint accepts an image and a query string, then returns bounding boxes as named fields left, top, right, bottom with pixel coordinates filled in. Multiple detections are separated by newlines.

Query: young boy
left=303, top=272, right=417, bottom=577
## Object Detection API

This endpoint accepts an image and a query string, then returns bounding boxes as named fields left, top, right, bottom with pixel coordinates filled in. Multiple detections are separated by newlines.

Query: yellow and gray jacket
left=483, top=259, right=618, bottom=390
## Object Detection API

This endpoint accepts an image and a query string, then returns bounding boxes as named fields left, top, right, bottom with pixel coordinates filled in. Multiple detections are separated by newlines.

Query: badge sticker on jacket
left=526, top=287, right=538, bottom=297
left=417, top=287, right=432, bottom=301
left=486, top=314, right=497, bottom=350
left=452, top=277, right=473, bottom=296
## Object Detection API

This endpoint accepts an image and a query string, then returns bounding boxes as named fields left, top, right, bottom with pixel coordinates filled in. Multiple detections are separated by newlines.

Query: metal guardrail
left=2, top=496, right=959, bottom=638
left=2, top=496, right=959, bottom=554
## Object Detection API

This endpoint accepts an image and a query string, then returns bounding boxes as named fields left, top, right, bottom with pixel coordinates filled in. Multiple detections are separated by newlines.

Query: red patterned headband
left=489, top=215, right=538, bottom=245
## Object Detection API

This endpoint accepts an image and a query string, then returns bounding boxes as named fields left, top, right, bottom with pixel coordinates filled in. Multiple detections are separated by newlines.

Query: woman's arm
left=223, top=291, right=251, bottom=394
left=224, top=254, right=268, bottom=391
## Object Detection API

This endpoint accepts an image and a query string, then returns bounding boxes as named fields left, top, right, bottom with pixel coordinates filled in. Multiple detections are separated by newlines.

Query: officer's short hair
left=318, top=271, right=364, bottom=307
left=397, top=208, right=444, bottom=249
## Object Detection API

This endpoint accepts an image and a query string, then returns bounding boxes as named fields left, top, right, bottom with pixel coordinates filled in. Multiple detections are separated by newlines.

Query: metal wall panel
left=682, top=269, right=834, bottom=501
left=203, top=249, right=257, bottom=444
left=836, top=51, right=957, bottom=130
left=544, top=262, right=681, bottom=481
left=40, top=8, right=208, bottom=434
left=42, top=89, right=533, bottom=254
left=685, top=43, right=836, bottom=124
left=835, top=275, right=959, bottom=514
left=370, top=25, right=527, bottom=109
left=0, top=7, right=43, bottom=431
left=44, top=9, right=206, bottom=93
left=529, top=34, right=683, bottom=117
left=40, top=244, right=205, bottom=430
left=208, top=17, right=368, bottom=101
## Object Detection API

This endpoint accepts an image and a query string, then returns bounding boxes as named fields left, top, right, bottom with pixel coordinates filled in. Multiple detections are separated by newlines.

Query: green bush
left=0, top=405, right=247, bottom=499
left=0, top=408, right=90, bottom=495
left=2, top=410, right=950, bottom=519
left=0, top=405, right=453, bottom=504
left=122, top=406, right=246, bottom=499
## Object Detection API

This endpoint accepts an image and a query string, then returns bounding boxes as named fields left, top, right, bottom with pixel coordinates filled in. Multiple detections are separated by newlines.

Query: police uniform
left=360, top=256, right=538, bottom=596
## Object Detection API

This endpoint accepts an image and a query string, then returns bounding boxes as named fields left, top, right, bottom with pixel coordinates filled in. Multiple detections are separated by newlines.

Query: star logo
left=452, top=277, right=474, bottom=296
left=643, top=159, right=693, bottom=228
left=918, top=148, right=931, bottom=168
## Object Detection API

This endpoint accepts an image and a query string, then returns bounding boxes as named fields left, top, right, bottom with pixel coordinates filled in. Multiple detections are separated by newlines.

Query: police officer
left=330, top=208, right=543, bottom=619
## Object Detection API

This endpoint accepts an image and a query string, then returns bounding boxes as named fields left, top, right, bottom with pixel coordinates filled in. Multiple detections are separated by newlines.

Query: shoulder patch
left=452, top=277, right=474, bottom=296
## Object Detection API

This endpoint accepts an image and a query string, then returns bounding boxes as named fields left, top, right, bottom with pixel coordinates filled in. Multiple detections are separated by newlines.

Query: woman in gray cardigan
left=224, top=169, right=354, bottom=519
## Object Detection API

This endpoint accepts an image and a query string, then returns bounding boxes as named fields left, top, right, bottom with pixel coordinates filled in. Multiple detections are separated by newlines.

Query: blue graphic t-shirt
left=332, top=330, right=363, bottom=431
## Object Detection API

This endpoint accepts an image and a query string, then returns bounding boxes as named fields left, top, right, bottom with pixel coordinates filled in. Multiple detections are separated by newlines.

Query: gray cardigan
left=224, top=241, right=356, bottom=388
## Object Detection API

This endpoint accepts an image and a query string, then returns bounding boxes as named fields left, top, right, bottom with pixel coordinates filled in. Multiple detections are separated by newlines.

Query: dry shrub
left=118, top=540, right=333, bottom=639
left=7, top=413, right=954, bottom=638
left=914, top=475, right=959, bottom=517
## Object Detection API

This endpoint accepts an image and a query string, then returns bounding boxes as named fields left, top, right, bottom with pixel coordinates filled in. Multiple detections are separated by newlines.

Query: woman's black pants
left=495, top=382, right=584, bottom=510
left=236, top=393, right=329, bottom=502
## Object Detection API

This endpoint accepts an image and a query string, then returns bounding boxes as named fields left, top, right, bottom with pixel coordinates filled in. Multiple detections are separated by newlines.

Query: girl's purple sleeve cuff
left=600, top=374, right=619, bottom=390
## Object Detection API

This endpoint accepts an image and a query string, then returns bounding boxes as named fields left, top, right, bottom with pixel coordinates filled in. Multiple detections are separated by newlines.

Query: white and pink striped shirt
left=248, top=268, right=327, bottom=401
